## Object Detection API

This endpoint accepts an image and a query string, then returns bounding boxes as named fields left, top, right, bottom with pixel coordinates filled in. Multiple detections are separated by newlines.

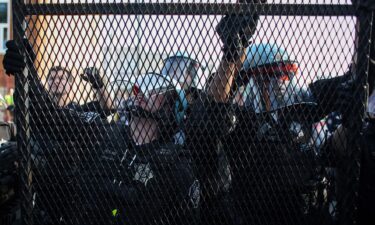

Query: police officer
left=161, top=53, right=235, bottom=224
left=320, top=75, right=375, bottom=225
left=341, top=11, right=375, bottom=224
left=2, top=40, right=117, bottom=224
left=3, top=41, right=114, bottom=145
left=228, top=42, right=356, bottom=225
left=2, top=10, right=259, bottom=225
left=157, top=7, right=263, bottom=225
left=226, top=43, right=310, bottom=225
left=74, top=72, right=200, bottom=225
left=357, top=15, right=375, bottom=224
left=358, top=89, right=375, bottom=225
left=100, top=34, right=251, bottom=223
left=3, top=41, right=112, bottom=112
left=160, top=11, right=260, bottom=224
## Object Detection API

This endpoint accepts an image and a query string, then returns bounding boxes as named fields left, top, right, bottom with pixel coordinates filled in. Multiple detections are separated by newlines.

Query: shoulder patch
left=133, top=163, right=154, bottom=186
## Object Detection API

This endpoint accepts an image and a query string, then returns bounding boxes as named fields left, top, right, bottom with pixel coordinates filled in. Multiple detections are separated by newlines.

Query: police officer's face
left=48, top=70, right=72, bottom=95
left=130, top=90, right=172, bottom=145
left=272, top=76, right=290, bottom=97
left=133, top=90, right=167, bottom=113
left=254, top=73, right=292, bottom=111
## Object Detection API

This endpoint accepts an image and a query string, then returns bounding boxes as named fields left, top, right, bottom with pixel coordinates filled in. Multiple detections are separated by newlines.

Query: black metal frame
left=11, top=1, right=373, bottom=225
left=21, top=3, right=354, bottom=16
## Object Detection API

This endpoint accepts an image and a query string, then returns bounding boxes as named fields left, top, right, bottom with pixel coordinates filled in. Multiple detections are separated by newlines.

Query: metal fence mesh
left=5, top=0, right=373, bottom=225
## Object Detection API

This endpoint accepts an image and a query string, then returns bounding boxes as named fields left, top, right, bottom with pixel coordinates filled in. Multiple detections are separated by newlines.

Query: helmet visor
left=131, top=73, right=175, bottom=113
left=240, top=62, right=298, bottom=85
left=241, top=67, right=296, bottom=112
left=162, top=57, right=200, bottom=89
left=266, top=76, right=293, bottom=111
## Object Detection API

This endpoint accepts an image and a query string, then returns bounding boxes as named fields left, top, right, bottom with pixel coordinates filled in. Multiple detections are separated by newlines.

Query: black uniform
left=185, top=93, right=235, bottom=225
left=358, top=120, right=375, bottom=225
left=26, top=68, right=114, bottom=224
left=28, top=73, right=199, bottom=224
left=77, top=138, right=200, bottom=225
left=358, top=16, right=375, bottom=224
left=225, top=74, right=354, bottom=225
left=224, top=104, right=317, bottom=225
left=357, top=16, right=375, bottom=224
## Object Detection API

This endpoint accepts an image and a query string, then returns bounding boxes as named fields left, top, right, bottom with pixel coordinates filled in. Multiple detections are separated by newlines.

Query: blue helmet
left=242, top=43, right=294, bottom=71
left=239, top=43, right=299, bottom=112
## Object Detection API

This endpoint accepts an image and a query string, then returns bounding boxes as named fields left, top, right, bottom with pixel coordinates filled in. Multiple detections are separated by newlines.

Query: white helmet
left=161, top=53, right=207, bottom=91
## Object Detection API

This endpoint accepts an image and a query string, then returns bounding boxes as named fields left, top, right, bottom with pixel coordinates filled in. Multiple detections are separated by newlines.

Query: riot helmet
left=161, top=53, right=207, bottom=93
left=239, top=43, right=299, bottom=112
left=128, top=73, right=188, bottom=133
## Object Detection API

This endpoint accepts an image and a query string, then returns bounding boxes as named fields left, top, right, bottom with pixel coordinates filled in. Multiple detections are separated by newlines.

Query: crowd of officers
left=1, top=7, right=375, bottom=225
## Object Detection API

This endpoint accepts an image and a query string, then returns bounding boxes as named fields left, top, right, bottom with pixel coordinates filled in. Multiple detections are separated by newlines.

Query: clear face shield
left=127, top=73, right=187, bottom=124
left=257, top=74, right=292, bottom=111
left=111, top=81, right=134, bottom=110
left=128, top=73, right=188, bottom=145
left=130, top=73, right=176, bottom=115
left=239, top=63, right=309, bottom=142
left=161, top=56, right=205, bottom=90
left=240, top=62, right=299, bottom=112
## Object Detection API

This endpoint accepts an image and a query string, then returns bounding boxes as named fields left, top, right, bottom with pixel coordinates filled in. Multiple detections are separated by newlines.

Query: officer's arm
left=80, top=67, right=114, bottom=112
left=207, top=52, right=247, bottom=103
left=95, top=76, right=114, bottom=112
left=207, top=11, right=259, bottom=103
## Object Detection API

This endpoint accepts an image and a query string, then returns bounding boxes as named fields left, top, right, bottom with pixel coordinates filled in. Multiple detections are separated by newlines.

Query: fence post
left=342, top=5, right=374, bottom=225
left=12, top=0, right=33, bottom=224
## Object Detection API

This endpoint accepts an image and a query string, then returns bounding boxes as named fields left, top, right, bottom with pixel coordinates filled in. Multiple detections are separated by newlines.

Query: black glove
left=238, top=14, right=259, bottom=48
left=80, top=67, right=104, bottom=89
left=310, top=73, right=361, bottom=128
left=335, top=79, right=359, bottom=127
left=215, top=14, right=259, bottom=62
left=3, top=39, right=36, bottom=76
left=309, top=73, right=351, bottom=117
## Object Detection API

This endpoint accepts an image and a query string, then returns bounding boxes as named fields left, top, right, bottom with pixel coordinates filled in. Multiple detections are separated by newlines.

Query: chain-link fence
left=4, top=0, right=374, bottom=224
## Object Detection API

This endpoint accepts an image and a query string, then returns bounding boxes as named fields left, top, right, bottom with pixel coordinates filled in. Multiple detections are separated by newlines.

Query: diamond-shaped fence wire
left=0, top=0, right=373, bottom=224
